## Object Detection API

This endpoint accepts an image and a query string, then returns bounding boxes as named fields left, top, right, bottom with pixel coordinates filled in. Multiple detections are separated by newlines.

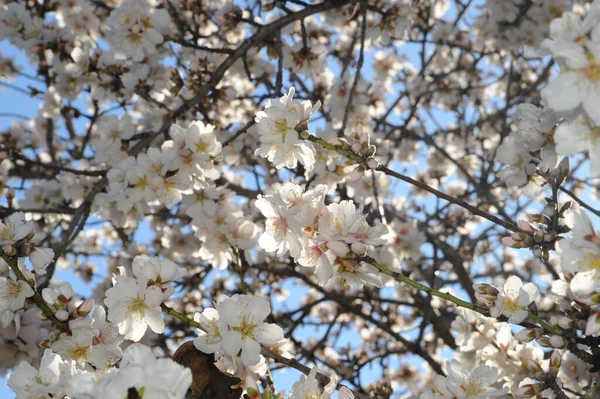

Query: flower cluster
left=255, top=87, right=321, bottom=169
left=99, top=120, right=222, bottom=227
left=256, top=182, right=388, bottom=287
left=104, top=255, right=183, bottom=341
left=193, top=294, right=283, bottom=367
left=530, top=7, right=600, bottom=176
left=421, top=360, right=508, bottom=399
left=0, top=212, right=55, bottom=274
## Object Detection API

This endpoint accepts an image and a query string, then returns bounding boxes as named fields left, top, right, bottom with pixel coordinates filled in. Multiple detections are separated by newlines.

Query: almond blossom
left=255, top=87, right=320, bottom=169
left=104, top=275, right=165, bottom=342
left=192, top=294, right=284, bottom=366
left=490, top=276, right=539, bottom=324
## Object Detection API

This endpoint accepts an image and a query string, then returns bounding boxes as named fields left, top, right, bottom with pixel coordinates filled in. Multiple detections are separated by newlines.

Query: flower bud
left=550, top=335, right=567, bottom=349
left=513, top=328, right=543, bottom=343
left=518, top=220, right=535, bottom=234
left=350, top=242, right=367, bottom=256
left=299, top=130, right=310, bottom=140
left=526, top=359, right=545, bottom=379
left=535, top=336, right=552, bottom=348
left=349, top=166, right=364, bottom=181
left=21, top=268, right=36, bottom=288
left=533, top=230, right=544, bottom=242
left=75, top=299, right=95, bottom=318
left=531, top=246, right=543, bottom=258
left=543, top=203, right=557, bottom=217
left=515, top=383, right=543, bottom=398
left=366, top=157, right=379, bottom=170
left=56, top=310, right=70, bottom=321
left=557, top=316, right=575, bottom=330
left=544, top=231, right=557, bottom=242
left=549, top=350, right=561, bottom=376
left=2, top=245, right=16, bottom=256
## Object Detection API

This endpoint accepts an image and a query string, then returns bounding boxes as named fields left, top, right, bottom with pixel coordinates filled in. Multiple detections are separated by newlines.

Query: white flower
left=0, top=275, right=34, bottom=312
left=317, top=201, right=366, bottom=243
left=217, top=294, right=284, bottom=366
left=555, top=112, right=600, bottom=176
left=558, top=209, right=600, bottom=297
left=104, top=275, right=165, bottom=342
left=67, top=343, right=192, bottom=399
left=541, top=38, right=600, bottom=118
left=420, top=375, right=453, bottom=398
left=445, top=360, right=508, bottom=398
left=289, top=367, right=351, bottom=399
left=490, top=276, right=539, bottom=324
left=131, top=255, right=183, bottom=300
left=106, top=0, right=171, bottom=61
left=254, top=87, right=319, bottom=169
left=0, top=212, right=34, bottom=245
left=88, top=306, right=124, bottom=368
left=51, top=321, right=94, bottom=365
left=193, top=308, right=228, bottom=358
left=256, top=194, right=303, bottom=258
left=297, top=239, right=333, bottom=285
left=8, top=349, right=70, bottom=399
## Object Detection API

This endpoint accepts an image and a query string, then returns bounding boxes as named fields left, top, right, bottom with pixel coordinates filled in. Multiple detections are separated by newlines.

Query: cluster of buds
left=41, top=282, right=94, bottom=323
left=338, top=124, right=379, bottom=177
left=502, top=199, right=571, bottom=261
left=536, top=335, right=566, bottom=349
left=0, top=212, right=55, bottom=274
left=515, top=351, right=562, bottom=398
left=473, top=283, right=499, bottom=306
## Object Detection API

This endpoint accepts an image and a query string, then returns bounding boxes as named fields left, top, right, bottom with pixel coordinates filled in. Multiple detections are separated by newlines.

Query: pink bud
left=366, top=157, right=379, bottom=170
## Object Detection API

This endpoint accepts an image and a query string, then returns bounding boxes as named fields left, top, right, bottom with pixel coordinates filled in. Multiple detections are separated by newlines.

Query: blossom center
left=579, top=253, right=600, bottom=275
left=501, top=297, right=524, bottom=314
left=205, top=320, right=221, bottom=345
left=233, top=315, right=257, bottom=340
left=582, top=56, right=600, bottom=81
left=126, top=296, right=147, bottom=313
left=461, top=379, right=485, bottom=396
left=2, top=280, right=20, bottom=300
